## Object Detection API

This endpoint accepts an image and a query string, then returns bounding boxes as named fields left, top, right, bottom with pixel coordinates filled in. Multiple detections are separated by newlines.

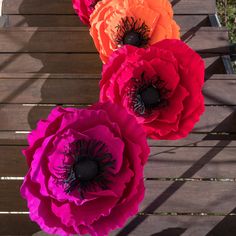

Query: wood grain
left=0, top=53, right=226, bottom=75
left=0, top=74, right=235, bottom=104
left=2, top=0, right=216, bottom=15
left=1, top=145, right=236, bottom=178
left=5, top=14, right=210, bottom=29
left=0, top=27, right=229, bottom=54
left=2, top=214, right=235, bottom=236
left=1, top=181, right=236, bottom=213
left=0, top=105, right=235, bottom=132
left=146, top=146, right=236, bottom=178
left=2, top=132, right=235, bottom=146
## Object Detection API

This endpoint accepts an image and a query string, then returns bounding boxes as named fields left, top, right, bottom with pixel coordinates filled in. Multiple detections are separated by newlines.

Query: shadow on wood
left=151, top=227, right=186, bottom=236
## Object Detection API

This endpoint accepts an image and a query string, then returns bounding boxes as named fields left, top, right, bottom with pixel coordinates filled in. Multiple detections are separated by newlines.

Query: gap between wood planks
left=0, top=211, right=235, bottom=216
left=1, top=177, right=236, bottom=182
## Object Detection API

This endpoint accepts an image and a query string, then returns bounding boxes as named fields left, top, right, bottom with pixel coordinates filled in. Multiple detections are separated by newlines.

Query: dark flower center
left=128, top=72, right=170, bottom=116
left=140, top=86, right=161, bottom=108
left=116, top=17, right=150, bottom=48
left=56, top=139, right=115, bottom=198
left=123, top=31, right=142, bottom=47
left=74, top=159, right=98, bottom=181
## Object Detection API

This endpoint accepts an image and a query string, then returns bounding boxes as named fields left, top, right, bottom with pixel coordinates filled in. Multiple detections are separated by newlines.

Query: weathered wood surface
left=0, top=105, right=235, bottom=132
left=2, top=214, right=236, bottom=236
left=0, top=54, right=226, bottom=75
left=0, top=27, right=229, bottom=54
left=1, top=180, right=236, bottom=214
left=0, top=74, right=235, bottom=104
left=1, top=0, right=235, bottom=235
left=2, top=0, right=216, bottom=15
left=1, top=145, right=236, bottom=178
left=5, top=15, right=211, bottom=29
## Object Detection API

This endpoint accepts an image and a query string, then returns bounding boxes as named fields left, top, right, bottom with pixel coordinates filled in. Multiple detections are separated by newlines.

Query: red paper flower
left=21, top=103, right=149, bottom=235
left=72, top=0, right=101, bottom=25
left=100, top=39, right=205, bottom=140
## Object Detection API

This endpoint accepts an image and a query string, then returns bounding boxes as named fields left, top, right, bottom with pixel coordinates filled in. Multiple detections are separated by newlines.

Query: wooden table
left=0, top=0, right=236, bottom=235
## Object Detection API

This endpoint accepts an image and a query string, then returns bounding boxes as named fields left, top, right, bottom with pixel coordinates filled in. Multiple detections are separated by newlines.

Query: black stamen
left=128, top=72, right=170, bottom=116
left=116, top=17, right=150, bottom=48
left=55, top=139, right=115, bottom=199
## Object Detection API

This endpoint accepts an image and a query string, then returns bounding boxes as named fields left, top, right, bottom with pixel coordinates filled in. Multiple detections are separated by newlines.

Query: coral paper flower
left=100, top=39, right=205, bottom=140
left=90, top=0, right=180, bottom=63
left=72, top=0, right=100, bottom=25
left=21, top=103, right=149, bottom=236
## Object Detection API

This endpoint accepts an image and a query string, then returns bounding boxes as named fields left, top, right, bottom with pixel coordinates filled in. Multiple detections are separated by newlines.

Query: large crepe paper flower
left=100, top=39, right=205, bottom=140
left=90, top=0, right=180, bottom=63
left=21, top=103, right=149, bottom=236
left=72, top=0, right=100, bottom=25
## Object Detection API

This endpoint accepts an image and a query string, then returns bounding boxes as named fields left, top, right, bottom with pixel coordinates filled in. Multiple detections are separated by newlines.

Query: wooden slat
left=2, top=0, right=216, bottom=15
left=203, top=80, right=236, bottom=105
left=1, top=181, right=236, bottom=213
left=0, top=105, right=235, bottom=132
left=2, top=145, right=236, bottom=178
left=146, top=146, right=236, bottom=178
left=0, top=146, right=27, bottom=176
left=0, top=27, right=229, bottom=54
left=0, top=76, right=100, bottom=104
left=0, top=214, right=39, bottom=235
left=0, top=54, right=225, bottom=75
left=0, top=74, right=235, bottom=104
left=1, top=214, right=233, bottom=236
left=0, top=54, right=102, bottom=74
left=5, top=15, right=210, bottom=30
left=2, top=132, right=234, bottom=146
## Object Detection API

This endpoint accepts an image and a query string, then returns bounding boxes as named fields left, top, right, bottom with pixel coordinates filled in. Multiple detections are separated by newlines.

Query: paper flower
left=72, top=0, right=101, bottom=25
left=100, top=39, right=205, bottom=140
left=21, top=103, right=149, bottom=236
left=90, top=0, right=180, bottom=63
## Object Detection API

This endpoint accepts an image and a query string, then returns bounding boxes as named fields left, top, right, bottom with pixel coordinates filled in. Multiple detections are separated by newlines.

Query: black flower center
left=128, top=72, right=170, bottom=116
left=74, top=159, right=98, bottom=181
left=140, top=86, right=161, bottom=108
left=123, top=31, right=142, bottom=46
left=116, top=17, right=150, bottom=48
left=56, top=139, right=115, bottom=199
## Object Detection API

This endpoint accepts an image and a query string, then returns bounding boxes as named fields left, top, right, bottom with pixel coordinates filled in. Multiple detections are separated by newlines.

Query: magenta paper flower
left=21, top=103, right=149, bottom=236
left=72, top=0, right=100, bottom=25
left=100, top=39, right=205, bottom=140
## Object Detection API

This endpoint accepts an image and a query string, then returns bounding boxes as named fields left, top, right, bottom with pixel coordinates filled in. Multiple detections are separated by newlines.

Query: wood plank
left=1, top=132, right=236, bottom=146
left=1, top=214, right=233, bottom=236
left=146, top=146, right=236, bottom=178
left=203, top=80, right=236, bottom=105
left=0, top=27, right=229, bottom=54
left=143, top=181, right=236, bottom=213
left=0, top=105, right=235, bottom=132
left=0, top=54, right=225, bottom=75
left=0, top=146, right=27, bottom=177
left=0, top=76, right=100, bottom=104
left=2, top=0, right=216, bottom=15
left=5, top=14, right=210, bottom=30
left=0, top=53, right=102, bottom=74
left=0, top=214, right=39, bottom=235
left=1, top=181, right=236, bottom=213
left=1, top=145, right=236, bottom=178
left=0, top=74, right=235, bottom=104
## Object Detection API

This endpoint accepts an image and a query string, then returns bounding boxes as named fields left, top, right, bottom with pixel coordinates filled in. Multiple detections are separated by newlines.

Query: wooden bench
left=0, top=0, right=236, bottom=235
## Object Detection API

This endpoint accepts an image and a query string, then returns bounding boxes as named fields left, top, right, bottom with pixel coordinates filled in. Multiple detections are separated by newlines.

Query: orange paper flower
left=90, top=0, right=180, bottom=63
